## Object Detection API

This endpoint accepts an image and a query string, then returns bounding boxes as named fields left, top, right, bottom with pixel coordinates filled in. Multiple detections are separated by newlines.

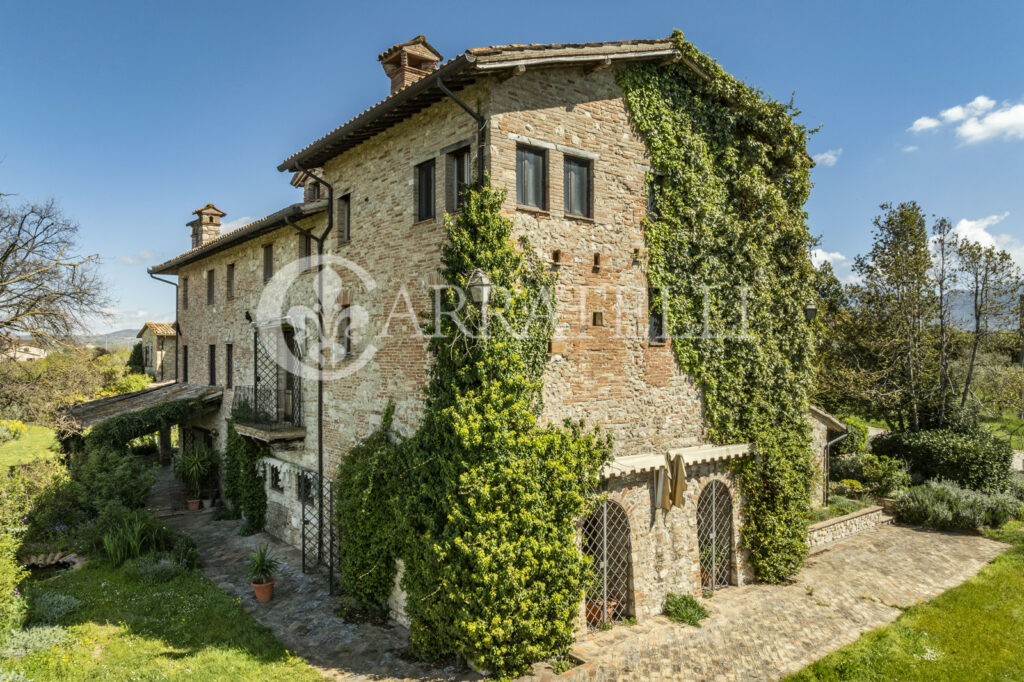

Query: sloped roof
left=149, top=199, right=328, bottom=275
left=810, top=405, right=847, bottom=431
left=278, top=37, right=678, bottom=172
left=67, top=382, right=222, bottom=429
left=137, top=322, right=176, bottom=338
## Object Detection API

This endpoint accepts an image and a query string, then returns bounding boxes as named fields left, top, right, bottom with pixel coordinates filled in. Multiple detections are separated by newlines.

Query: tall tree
left=853, top=202, right=937, bottom=430
left=0, top=195, right=108, bottom=345
left=956, top=239, right=1021, bottom=409
left=931, top=216, right=958, bottom=421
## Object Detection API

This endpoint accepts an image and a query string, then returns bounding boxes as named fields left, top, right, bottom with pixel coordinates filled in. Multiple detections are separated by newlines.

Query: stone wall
left=808, top=414, right=828, bottom=507
left=807, top=505, right=890, bottom=552
left=599, top=460, right=752, bottom=622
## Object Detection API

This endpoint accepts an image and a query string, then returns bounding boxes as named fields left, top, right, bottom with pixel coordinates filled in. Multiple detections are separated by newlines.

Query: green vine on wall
left=618, top=31, right=818, bottom=582
left=224, top=420, right=267, bottom=534
left=333, top=181, right=610, bottom=679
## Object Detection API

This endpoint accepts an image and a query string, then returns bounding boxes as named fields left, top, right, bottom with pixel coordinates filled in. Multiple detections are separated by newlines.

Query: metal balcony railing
left=231, top=381, right=303, bottom=429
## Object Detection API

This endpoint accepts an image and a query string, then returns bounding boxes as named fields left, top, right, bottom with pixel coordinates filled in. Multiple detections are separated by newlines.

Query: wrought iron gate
left=581, top=500, right=633, bottom=627
left=697, top=480, right=733, bottom=593
left=300, top=471, right=337, bottom=594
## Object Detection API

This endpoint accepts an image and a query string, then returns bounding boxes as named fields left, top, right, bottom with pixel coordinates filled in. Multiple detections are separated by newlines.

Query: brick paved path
left=155, top=467, right=1006, bottom=682
left=556, top=525, right=1007, bottom=681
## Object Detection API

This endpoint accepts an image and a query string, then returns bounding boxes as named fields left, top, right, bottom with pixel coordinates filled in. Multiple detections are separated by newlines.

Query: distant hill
left=81, top=328, right=140, bottom=349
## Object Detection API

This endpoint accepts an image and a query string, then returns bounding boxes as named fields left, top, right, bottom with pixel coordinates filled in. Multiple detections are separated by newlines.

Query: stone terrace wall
left=807, top=505, right=891, bottom=553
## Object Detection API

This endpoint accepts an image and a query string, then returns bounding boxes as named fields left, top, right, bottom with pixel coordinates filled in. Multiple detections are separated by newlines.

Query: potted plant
left=246, top=542, right=280, bottom=602
left=175, top=446, right=213, bottom=511
left=201, top=454, right=220, bottom=509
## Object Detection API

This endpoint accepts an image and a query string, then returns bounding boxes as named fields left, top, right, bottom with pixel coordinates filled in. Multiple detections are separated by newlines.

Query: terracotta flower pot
left=186, top=499, right=201, bottom=511
left=202, top=499, right=214, bottom=509
left=252, top=578, right=275, bottom=602
left=585, top=598, right=618, bottom=627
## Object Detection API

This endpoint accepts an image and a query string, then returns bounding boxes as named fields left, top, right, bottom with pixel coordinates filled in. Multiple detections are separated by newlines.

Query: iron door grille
left=697, top=480, right=733, bottom=593
left=581, top=500, right=633, bottom=627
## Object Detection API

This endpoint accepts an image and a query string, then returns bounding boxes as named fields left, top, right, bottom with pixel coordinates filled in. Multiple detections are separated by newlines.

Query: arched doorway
left=581, top=500, right=633, bottom=627
left=697, top=480, right=733, bottom=593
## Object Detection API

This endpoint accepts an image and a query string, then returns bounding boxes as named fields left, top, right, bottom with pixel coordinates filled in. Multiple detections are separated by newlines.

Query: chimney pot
left=188, top=204, right=226, bottom=248
left=378, top=35, right=443, bottom=95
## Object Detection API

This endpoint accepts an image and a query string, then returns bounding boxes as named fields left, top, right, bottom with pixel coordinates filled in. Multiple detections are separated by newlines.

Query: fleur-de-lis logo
left=255, top=255, right=377, bottom=381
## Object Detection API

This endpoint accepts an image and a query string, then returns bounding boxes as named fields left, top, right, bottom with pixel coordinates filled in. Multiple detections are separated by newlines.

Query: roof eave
left=148, top=200, right=328, bottom=275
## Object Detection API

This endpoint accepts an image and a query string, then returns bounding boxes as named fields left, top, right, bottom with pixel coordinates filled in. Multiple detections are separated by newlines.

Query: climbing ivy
left=84, top=398, right=204, bottom=451
left=618, top=31, right=818, bottom=582
left=224, top=421, right=268, bottom=534
left=333, top=181, right=610, bottom=678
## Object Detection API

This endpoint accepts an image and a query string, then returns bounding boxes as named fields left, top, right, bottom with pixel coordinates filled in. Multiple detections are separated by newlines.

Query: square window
left=564, top=156, right=592, bottom=218
left=516, top=145, right=546, bottom=209
left=447, top=146, right=471, bottom=212
left=415, top=159, right=435, bottom=222
left=592, top=311, right=604, bottom=327
left=270, top=465, right=283, bottom=492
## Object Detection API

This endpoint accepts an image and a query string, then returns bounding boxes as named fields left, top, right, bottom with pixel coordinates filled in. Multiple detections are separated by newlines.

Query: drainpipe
left=287, top=164, right=333, bottom=565
left=823, top=432, right=848, bottom=507
left=149, top=273, right=179, bottom=383
left=437, top=78, right=485, bottom=185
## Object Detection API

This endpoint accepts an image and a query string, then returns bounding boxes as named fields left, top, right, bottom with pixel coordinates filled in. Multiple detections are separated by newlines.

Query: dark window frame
left=337, top=194, right=351, bottom=243
left=415, top=159, right=436, bottom=222
left=263, top=243, right=274, bottom=282
left=181, top=277, right=189, bottom=310
left=270, top=464, right=283, bottom=492
left=225, top=343, right=233, bottom=389
left=208, top=344, right=216, bottom=386
left=226, top=263, right=235, bottom=300
left=206, top=268, right=215, bottom=305
left=564, top=155, right=593, bottom=219
left=648, top=288, right=666, bottom=344
left=299, top=231, right=312, bottom=259
left=516, top=145, right=547, bottom=210
left=447, top=146, right=472, bottom=212
left=182, top=346, right=189, bottom=382
left=338, top=304, right=352, bottom=360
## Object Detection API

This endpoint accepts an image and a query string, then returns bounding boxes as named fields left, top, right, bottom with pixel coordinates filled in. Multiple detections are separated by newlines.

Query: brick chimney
left=188, top=204, right=225, bottom=248
left=378, top=36, right=443, bottom=94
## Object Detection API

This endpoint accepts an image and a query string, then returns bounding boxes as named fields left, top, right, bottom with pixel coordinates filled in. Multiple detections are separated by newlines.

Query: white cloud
left=952, top=211, right=1024, bottom=265
left=940, top=95, right=996, bottom=123
left=812, top=148, right=843, bottom=167
left=811, top=248, right=847, bottom=267
left=956, top=103, right=1024, bottom=144
left=114, top=249, right=156, bottom=266
left=221, top=216, right=255, bottom=232
left=909, top=116, right=941, bottom=132
left=902, top=145, right=918, bottom=152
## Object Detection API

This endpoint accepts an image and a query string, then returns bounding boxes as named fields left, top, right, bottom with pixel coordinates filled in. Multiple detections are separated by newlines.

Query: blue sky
left=2, top=1, right=1022, bottom=333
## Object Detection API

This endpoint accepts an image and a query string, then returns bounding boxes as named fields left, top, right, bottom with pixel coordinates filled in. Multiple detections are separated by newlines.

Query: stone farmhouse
left=136, top=322, right=176, bottom=382
left=146, top=35, right=836, bottom=627
left=0, top=336, right=47, bottom=363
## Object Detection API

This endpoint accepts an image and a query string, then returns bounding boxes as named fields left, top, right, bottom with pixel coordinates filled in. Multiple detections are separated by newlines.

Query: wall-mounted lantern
left=467, top=269, right=492, bottom=308
left=803, top=301, right=819, bottom=323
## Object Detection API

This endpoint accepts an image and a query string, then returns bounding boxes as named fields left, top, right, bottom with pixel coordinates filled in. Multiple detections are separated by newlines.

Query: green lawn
left=0, top=562, right=323, bottom=681
left=786, top=521, right=1024, bottom=681
left=0, top=425, right=57, bottom=469
left=981, top=413, right=1024, bottom=451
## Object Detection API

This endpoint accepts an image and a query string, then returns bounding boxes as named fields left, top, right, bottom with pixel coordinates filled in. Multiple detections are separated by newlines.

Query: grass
left=785, top=520, right=1024, bottom=681
left=981, top=413, right=1024, bottom=451
left=0, top=424, right=57, bottom=469
left=808, top=495, right=873, bottom=524
left=0, top=561, right=324, bottom=681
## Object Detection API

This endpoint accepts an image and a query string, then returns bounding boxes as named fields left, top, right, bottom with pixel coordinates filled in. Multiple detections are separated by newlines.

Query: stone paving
left=152, top=468, right=1007, bottom=681
left=556, top=525, right=1007, bottom=681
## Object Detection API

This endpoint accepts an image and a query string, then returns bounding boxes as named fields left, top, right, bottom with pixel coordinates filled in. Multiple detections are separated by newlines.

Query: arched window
left=697, top=480, right=733, bottom=593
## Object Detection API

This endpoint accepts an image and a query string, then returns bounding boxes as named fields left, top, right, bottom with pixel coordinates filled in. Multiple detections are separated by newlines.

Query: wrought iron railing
left=231, top=381, right=303, bottom=429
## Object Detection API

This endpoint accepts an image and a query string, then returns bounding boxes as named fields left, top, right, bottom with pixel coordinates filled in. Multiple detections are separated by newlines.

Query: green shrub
left=0, top=625, right=68, bottom=658
left=893, top=480, right=1022, bottom=530
left=126, top=342, right=144, bottom=374
left=830, top=479, right=864, bottom=498
left=174, top=446, right=215, bottom=499
left=223, top=422, right=266, bottom=534
left=0, top=534, right=26, bottom=645
left=123, top=555, right=184, bottom=583
left=836, top=416, right=869, bottom=455
left=25, top=591, right=81, bottom=625
left=171, top=534, right=199, bottom=569
left=861, top=453, right=910, bottom=497
left=333, top=402, right=403, bottom=608
left=128, top=434, right=158, bottom=457
left=97, top=507, right=175, bottom=566
left=810, top=495, right=871, bottom=523
left=71, top=445, right=155, bottom=511
left=664, top=592, right=709, bottom=626
left=0, top=419, right=27, bottom=445
left=873, top=428, right=1012, bottom=493
left=1007, top=472, right=1024, bottom=502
